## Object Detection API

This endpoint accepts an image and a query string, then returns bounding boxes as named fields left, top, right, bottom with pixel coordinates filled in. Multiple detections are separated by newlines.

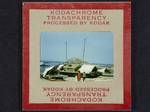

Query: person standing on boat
left=77, top=71, right=81, bottom=81
left=82, top=72, right=86, bottom=82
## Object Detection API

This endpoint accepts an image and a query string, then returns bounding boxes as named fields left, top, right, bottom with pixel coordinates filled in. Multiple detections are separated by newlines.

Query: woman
left=77, top=71, right=81, bottom=81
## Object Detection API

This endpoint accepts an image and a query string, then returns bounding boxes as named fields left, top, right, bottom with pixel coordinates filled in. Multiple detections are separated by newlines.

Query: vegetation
left=65, top=57, right=88, bottom=64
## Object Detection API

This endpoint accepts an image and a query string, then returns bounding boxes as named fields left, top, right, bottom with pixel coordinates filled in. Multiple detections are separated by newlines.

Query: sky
left=40, top=32, right=113, bottom=64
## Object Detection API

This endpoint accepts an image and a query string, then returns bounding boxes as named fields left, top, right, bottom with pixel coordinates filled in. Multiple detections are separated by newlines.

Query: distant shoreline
left=40, top=60, right=113, bottom=66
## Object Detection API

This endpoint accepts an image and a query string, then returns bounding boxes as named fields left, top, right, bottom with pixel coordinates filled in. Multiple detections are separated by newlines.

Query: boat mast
left=66, top=40, right=68, bottom=61
left=82, top=38, right=86, bottom=64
